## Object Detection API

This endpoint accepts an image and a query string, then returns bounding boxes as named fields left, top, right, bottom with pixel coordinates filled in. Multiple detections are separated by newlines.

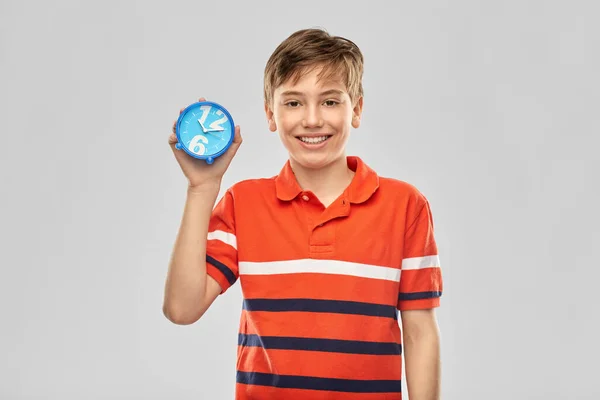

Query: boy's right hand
left=168, top=97, right=243, bottom=190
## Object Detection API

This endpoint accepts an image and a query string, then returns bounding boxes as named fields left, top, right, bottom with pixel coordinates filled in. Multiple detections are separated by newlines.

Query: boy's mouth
left=296, top=135, right=332, bottom=144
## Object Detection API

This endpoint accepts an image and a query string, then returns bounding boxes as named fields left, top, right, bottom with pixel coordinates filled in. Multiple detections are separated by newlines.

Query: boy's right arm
left=163, top=184, right=224, bottom=325
left=163, top=97, right=242, bottom=325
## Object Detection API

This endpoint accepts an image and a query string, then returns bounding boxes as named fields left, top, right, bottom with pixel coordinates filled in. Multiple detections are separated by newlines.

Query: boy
left=164, top=28, right=443, bottom=400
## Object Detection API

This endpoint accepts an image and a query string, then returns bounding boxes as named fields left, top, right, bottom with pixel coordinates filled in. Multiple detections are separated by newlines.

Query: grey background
left=1, top=0, right=598, bottom=399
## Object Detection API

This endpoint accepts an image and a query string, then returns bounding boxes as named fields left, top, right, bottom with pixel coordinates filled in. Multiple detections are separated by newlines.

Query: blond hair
left=263, top=28, right=364, bottom=107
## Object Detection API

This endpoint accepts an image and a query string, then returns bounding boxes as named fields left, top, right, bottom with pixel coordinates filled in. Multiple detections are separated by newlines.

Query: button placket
left=313, top=196, right=351, bottom=229
left=299, top=193, right=313, bottom=239
left=309, top=226, right=333, bottom=255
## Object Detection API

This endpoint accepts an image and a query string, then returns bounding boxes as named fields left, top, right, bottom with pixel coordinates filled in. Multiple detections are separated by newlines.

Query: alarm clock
left=174, top=101, right=235, bottom=164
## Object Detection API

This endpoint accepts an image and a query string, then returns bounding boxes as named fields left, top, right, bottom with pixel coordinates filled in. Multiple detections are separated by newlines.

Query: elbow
left=162, top=303, right=203, bottom=325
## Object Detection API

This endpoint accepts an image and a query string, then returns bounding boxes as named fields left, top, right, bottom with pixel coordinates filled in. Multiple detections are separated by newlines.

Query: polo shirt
left=205, top=155, right=443, bottom=400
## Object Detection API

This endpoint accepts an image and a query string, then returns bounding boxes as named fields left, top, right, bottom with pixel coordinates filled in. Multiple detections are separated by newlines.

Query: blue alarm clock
left=175, top=101, right=235, bottom=164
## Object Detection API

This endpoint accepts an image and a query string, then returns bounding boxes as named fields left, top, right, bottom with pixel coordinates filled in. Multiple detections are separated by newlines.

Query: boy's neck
left=289, top=155, right=355, bottom=207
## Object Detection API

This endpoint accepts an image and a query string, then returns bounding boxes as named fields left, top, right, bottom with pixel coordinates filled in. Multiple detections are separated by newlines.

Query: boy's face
left=265, top=65, right=363, bottom=170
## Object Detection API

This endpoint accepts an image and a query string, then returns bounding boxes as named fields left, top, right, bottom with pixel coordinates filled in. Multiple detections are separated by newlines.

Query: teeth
left=299, top=136, right=329, bottom=144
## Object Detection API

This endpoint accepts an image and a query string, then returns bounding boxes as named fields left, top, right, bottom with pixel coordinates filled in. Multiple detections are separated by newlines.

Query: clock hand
left=197, top=119, right=208, bottom=132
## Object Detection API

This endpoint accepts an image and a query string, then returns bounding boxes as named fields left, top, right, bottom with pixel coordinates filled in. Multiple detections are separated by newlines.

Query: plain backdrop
left=1, top=0, right=598, bottom=399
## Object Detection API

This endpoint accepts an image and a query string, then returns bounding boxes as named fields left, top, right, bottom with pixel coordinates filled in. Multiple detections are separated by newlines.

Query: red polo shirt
left=205, top=156, right=443, bottom=400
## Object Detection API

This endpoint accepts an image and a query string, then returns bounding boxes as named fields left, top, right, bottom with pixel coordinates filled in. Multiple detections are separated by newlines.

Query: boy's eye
left=324, top=100, right=339, bottom=106
left=286, top=101, right=300, bottom=107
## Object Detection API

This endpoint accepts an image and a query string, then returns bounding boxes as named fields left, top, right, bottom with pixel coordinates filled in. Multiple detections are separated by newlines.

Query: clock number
left=209, top=110, right=228, bottom=131
left=198, top=105, right=212, bottom=125
left=197, top=105, right=228, bottom=131
left=189, top=134, right=209, bottom=155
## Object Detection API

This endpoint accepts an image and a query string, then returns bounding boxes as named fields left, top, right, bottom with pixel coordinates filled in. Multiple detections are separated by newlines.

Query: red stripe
left=238, top=347, right=401, bottom=380
left=241, top=273, right=398, bottom=304
left=241, top=310, right=401, bottom=343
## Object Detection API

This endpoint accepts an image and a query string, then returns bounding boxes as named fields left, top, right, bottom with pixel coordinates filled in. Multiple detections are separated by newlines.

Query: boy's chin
left=290, top=152, right=344, bottom=170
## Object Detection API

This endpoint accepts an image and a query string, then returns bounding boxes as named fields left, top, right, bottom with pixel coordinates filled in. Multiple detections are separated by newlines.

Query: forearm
left=403, top=328, right=441, bottom=400
left=163, top=184, right=220, bottom=324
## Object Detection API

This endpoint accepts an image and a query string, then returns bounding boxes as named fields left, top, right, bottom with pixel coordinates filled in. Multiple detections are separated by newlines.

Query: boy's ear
left=264, top=102, right=277, bottom=132
left=351, top=96, right=364, bottom=129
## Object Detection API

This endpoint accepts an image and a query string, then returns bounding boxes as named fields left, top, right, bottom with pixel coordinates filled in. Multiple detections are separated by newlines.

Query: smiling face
left=265, top=65, right=363, bottom=170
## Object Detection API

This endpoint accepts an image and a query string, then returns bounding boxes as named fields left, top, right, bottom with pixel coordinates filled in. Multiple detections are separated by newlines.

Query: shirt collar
left=275, top=156, right=380, bottom=204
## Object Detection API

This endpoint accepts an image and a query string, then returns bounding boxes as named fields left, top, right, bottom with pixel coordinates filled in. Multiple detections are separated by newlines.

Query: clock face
left=176, top=102, right=234, bottom=159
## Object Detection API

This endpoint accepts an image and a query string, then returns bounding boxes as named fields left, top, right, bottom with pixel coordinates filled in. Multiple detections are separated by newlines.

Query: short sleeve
left=397, top=196, right=443, bottom=310
left=206, top=189, right=239, bottom=294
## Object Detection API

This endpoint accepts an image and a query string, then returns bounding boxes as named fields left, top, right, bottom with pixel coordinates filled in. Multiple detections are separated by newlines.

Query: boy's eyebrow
left=320, top=89, right=345, bottom=96
left=280, top=89, right=345, bottom=97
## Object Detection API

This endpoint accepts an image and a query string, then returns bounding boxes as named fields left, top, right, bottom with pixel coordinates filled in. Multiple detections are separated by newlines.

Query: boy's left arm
left=398, top=193, right=443, bottom=400
left=401, top=308, right=441, bottom=400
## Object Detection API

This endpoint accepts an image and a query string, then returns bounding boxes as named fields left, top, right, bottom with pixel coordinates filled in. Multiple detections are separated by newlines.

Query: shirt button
left=318, top=223, right=324, bottom=227
left=302, top=195, right=309, bottom=201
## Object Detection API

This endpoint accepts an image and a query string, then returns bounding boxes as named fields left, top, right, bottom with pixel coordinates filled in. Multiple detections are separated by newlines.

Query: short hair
left=263, top=28, right=364, bottom=107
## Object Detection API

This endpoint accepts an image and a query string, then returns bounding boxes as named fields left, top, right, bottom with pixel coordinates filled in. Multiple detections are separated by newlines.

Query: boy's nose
left=302, top=105, right=323, bottom=128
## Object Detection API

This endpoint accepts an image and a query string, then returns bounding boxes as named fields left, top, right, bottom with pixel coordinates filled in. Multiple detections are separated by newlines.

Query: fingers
left=170, top=109, right=182, bottom=143
left=169, top=119, right=178, bottom=144
left=168, top=97, right=208, bottom=146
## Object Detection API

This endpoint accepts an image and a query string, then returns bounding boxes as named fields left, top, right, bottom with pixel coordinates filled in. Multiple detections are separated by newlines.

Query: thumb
left=221, top=125, right=242, bottom=161
left=230, top=125, right=243, bottom=149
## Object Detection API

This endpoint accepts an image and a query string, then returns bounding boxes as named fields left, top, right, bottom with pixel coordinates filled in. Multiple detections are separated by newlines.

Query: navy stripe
left=398, top=291, right=442, bottom=301
left=243, top=298, right=397, bottom=320
left=206, top=255, right=236, bottom=285
left=239, top=334, right=401, bottom=355
left=237, top=371, right=401, bottom=393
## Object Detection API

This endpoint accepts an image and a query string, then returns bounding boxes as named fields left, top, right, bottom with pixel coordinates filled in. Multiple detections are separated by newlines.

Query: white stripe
left=401, top=255, right=441, bottom=270
left=207, top=230, right=237, bottom=250
left=239, top=259, right=400, bottom=282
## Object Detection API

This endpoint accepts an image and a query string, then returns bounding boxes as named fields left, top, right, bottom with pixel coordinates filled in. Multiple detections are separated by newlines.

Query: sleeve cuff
left=397, top=294, right=441, bottom=311
left=206, top=255, right=237, bottom=294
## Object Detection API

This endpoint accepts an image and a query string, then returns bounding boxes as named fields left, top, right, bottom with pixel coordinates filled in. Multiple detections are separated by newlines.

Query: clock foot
left=175, top=143, right=182, bottom=150
left=206, top=157, right=214, bottom=164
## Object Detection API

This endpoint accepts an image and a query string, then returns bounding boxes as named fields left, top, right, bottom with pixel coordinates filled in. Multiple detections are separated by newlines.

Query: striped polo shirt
left=206, top=156, right=443, bottom=400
